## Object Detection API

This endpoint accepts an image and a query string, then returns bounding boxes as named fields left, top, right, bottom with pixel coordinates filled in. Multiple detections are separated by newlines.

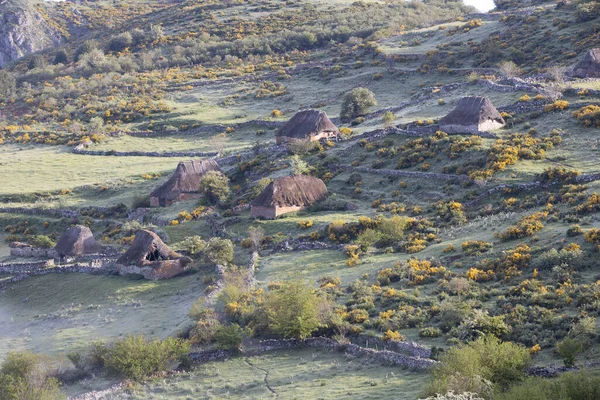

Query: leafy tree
left=75, top=39, right=100, bottom=61
left=0, top=351, right=64, bottom=400
left=263, top=280, right=322, bottom=339
left=382, top=111, right=395, bottom=128
left=53, top=49, right=69, bottom=65
left=204, top=238, right=234, bottom=265
left=200, top=171, right=230, bottom=204
left=556, top=338, right=583, bottom=367
left=341, top=87, right=377, bottom=121
left=497, top=370, right=600, bottom=400
left=107, top=32, right=133, bottom=52
left=103, top=335, right=189, bottom=381
left=424, top=336, right=530, bottom=397
left=0, top=70, right=16, bottom=100
left=498, top=61, right=521, bottom=78
left=378, top=215, right=409, bottom=245
left=214, top=324, right=244, bottom=350
left=28, top=55, right=46, bottom=70
left=180, top=235, right=207, bottom=256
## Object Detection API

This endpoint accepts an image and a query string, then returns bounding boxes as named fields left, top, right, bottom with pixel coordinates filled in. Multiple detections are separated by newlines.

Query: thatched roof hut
left=275, top=109, right=339, bottom=144
left=116, top=230, right=192, bottom=280
left=439, top=96, right=505, bottom=134
left=572, top=49, right=600, bottom=78
left=150, top=159, right=220, bottom=207
left=55, top=225, right=101, bottom=257
left=251, top=175, right=328, bottom=219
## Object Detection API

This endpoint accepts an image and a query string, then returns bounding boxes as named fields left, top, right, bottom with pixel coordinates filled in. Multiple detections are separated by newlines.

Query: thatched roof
left=439, top=96, right=504, bottom=126
left=117, top=230, right=182, bottom=267
left=276, top=109, right=339, bottom=139
left=573, top=49, right=600, bottom=76
left=251, top=175, right=328, bottom=208
left=55, top=225, right=101, bottom=256
left=151, top=159, right=220, bottom=200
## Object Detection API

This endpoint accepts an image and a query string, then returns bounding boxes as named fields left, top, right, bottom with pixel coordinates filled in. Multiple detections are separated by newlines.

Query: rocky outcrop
left=0, top=0, right=62, bottom=67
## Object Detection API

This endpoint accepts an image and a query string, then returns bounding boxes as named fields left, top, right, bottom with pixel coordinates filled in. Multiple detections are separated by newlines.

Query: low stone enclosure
left=190, top=337, right=438, bottom=372
left=0, top=259, right=115, bottom=292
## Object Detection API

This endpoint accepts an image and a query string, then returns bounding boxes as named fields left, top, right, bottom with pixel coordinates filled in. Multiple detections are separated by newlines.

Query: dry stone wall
left=334, top=165, right=470, bottom=182
left=258, top=337, right=437, bottom=371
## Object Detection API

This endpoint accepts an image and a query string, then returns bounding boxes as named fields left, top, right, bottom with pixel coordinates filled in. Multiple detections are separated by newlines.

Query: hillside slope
left=0, top=0, right=62, bottom=67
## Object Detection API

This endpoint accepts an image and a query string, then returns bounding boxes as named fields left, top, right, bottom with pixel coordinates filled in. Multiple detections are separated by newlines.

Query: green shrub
left=200, top=171, right=230, bottom=204
left=180, top=235, right=207, bottom=256
left=131, top=194, right=151, bottom=209
left=0, top=70, right=16, bottom=100
left=75, top=40, right=100, bottom=61
left=214, top=324, right=244, bottom=350
left=498, top=370, right=600, bottom=400
left=203, top=238, right=234, bottom=265
left=419, top=327, right=442, bottom=338
left=0, top=351, right=64, bottom=400
left=264, top=280, right=322, bottom=339
left=556, top=338, right=583, bottom=367
left=30, top=235, right=56, bottom=249
left=567, top=225, right=582, bottom=237
left=28, top=54, right=47, bottom=70
left=103, top=335, right=189, bottom=381
left=53, top=49, right=69, bottom=65
left=107, top=32, right=133, bottom=52
left=341, top=87, right=377, bottom=121
left=424, top=336, right=530, bottom=397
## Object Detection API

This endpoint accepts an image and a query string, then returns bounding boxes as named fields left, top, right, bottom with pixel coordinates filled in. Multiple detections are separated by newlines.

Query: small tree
left=103, top=335, right=189, bottom=381
left=290, top=155, right=309, bottom=175
left=204, top=238, right=234, bottom=265
left=180, top=235, right=207, bottom=256
left=214, top=324, right=243, bottom=350
left=382, top=111, right=395, bottom=128
left=557, top=338, right=583, bottom=367
left=263, top=280, right=322, bottom=339
left=0, top=70, right=16, bottom=100
left=425, top=336, right=530, bottom=397
left=499, top=61, right=521, bottom=78
left=53, top=49, right=69, bottom=65
left=28, top=54, right=46, bottom=70
left=107, top=32, right=133, bottom=52
left=88, top=116, right=104, bottom=133
left=75, top=39, right=100, bottom=61
left=341, top=87, right=377, bottom=121
left=200, top=171, right=230, bottom=204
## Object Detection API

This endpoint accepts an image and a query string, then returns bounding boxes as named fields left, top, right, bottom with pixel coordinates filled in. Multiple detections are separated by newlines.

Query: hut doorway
left=146, top=248, right=163, bottom=261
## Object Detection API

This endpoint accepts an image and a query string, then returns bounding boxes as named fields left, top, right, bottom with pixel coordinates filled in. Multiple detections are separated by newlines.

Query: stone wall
left=333, top=165, right=470, bottom=182
left=0, top=259, right=54, bottom=273
left=73, top=146, right=218, bottom=158
left=9, top=245, right=58, bottom=258
left=0, top=262, right=114, bottom=292
left=257, top=337, right=437, bottom=371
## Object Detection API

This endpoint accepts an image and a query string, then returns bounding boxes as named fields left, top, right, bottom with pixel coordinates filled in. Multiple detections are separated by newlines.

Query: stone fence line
left=0, top=262, right=114, bottom=293
left=72, top=146, right=218, bottom=158
left=257, top=337, right=437, bottom=371
left=189, top=337, right=437, bottom=372
left=333, top=164, right=470, bottom=182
